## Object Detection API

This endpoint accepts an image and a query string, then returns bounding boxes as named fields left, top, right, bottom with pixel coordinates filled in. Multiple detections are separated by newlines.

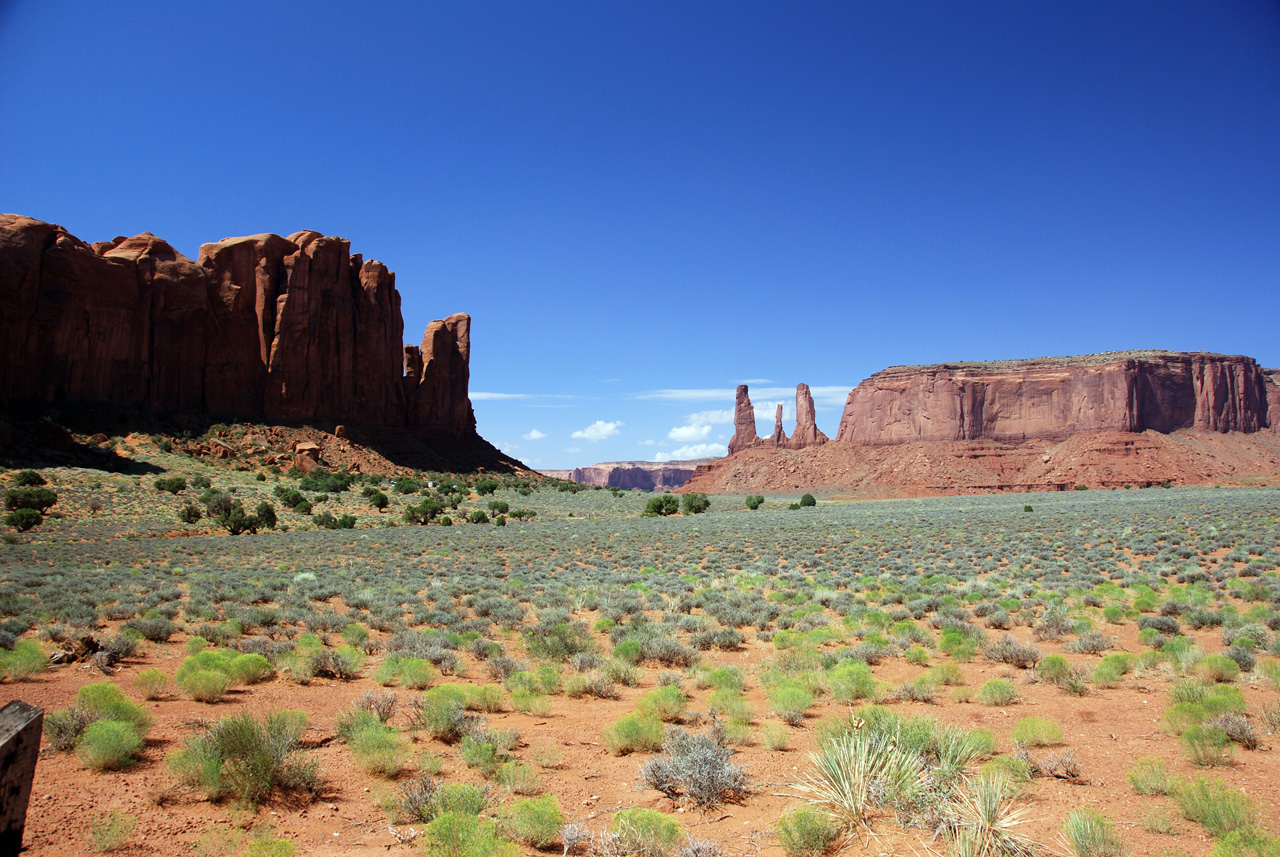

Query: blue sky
left=3, top=2, right=1278, bottom=470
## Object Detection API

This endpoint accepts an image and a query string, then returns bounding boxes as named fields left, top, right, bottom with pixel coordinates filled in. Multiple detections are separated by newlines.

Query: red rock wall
left=0, top=214, right=473, bottom=435
left=835, top=353, right=1273, bottom=445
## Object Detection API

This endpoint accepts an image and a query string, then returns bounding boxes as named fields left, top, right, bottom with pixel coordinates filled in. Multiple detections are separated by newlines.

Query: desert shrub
left=135, top=667, right=168, bottom=699
left=86, top=809, right=137, bottom=853
left=1066, top=632, right=1116, bottom=655
left=180, top=668, right=232, bottom=703
left=78, top=719, right=144, bottom=771
left=1181, top=725, right=1234, bottom=767
left=1010, top=717, right=1061, bottom=747
left=1193, top=654, right=1241, bottom=684
left=1, top=639, right=46, bottom=680
left=795, top=726, right=929, bottom=831
left=407, top=691, right=471, bottom=743
left=605, top=713, right=665, bottom=756
left=745, top=495, right=765, bottom=510
left=75, top=682, right=151, bottom=737
left=422, top=812, right=518, bottom=857
left=1126, top=757, right=1169, bottom=795
left=1062, top=808, right=1123, bottom=857
left=11, top=469, right=46, bottom=486
left=681, top=493, right=710, bottom=515
left=776, top=808, right=837, bottom=857
left=639, top=727, right=750, bottom=809
left=125, top=614, right=175, bottom=642
left=5, top=508, right=43, bottom=531
left=1171, top=776, right=1257, bottom=838
left=5, top=487, right=57, bottom=512
left=155, top=476, right=188, bottom=494
left=609, top=809, right=682, bottom=857
left=1205, top=712, right=1258, bottom=750
left=768, top=682, right=815, bottom=726
left=349, top=720, right=407, bottom=778
left=500, top=795, right=564, bottom=847
left=984, top=635, right=1040, bottom=669
left=637, top=686, right=689, bottom=723
left=168, top=711, right=318, bottom=806
left=976, top=679, right=1019, bottom=706
left=799, top=494, right=817, bottom=507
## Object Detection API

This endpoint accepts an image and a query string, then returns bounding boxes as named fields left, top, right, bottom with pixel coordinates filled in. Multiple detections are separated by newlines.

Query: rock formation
left=0, top=214, right=507, bottom=467
left=544, top=460, right=715, bottom=491
left=836, top=351, right=1274, bottom=445
left=685, top=351, right=1280, bottom=496
left=728, top=383, right=830, bottom=453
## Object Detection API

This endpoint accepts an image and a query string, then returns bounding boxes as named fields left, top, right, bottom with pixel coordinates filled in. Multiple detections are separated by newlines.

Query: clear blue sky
left=3, top=2, right=1278, bottom=470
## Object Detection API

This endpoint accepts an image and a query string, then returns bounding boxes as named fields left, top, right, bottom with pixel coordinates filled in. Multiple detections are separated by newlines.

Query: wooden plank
left=0, top=700, right=43, bottom=856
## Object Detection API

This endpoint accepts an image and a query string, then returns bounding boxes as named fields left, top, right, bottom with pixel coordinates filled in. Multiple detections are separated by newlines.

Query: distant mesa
left=686, top=351, right=1280, bottom=495
left=541, top=460, right=715, bottom=492
left=0, top=214, right=520, bottom=471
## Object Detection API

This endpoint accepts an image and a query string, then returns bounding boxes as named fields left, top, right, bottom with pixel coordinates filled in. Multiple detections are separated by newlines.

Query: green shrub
left=78, top=719, right=144, bottom=770
left=1194, top=654, right=1241, bottom=684
left=155, top=476, right=187, bottom=494
left=86, top=809, right=137, bottom=852
left=459, top=736, right=502, bottom=776
left=604, top=713, right=665, bottom=756
left=976, top=679, right=1019, bottom=706
left=776, top=808, right=837, bottom=857
left=1126, top=757, right=1169, bottom=795
left=681, top=493, right=710, bottom=515
left=75, top=682, right=151, bottom=737
left=4, top=508, right=43, bottom=531
left=11, top=469, right=46, bottom=486
left=135, top=668, right=168, bottom=700
left=643, top=495, right=680, bottom=517
left=1171, top=776, right=1257, bottom=838
left=768, top=682, right=815, bottom=725
left=1, top=639, right=47, bottom=680
left=829, top=659, right=878, bottom=701
left=180, top=669, right=232, bottom=703
left=637, top=685, right=688, bottom=722
left=1182, top=725, right=1234, bottom=767
left=1063, top=808, right=1123, bottom=857
left=349, top=721, right=407, bottom=778
left=1010, top=716, right=1062, bottom=747
left=609, top=808, right=681, bottom=857
left=423, top=813, right=518, bottom=857
left=745, top=494, right=764, bottom=510
left=500, top=795, right=564, bottom=847
left=230, top=653, right=273, bottom=684
left=613, top=639, right=643, bottom=664
left=5, top=487, right=57, bottom=512
left=168, top=711, right=318, bottom=806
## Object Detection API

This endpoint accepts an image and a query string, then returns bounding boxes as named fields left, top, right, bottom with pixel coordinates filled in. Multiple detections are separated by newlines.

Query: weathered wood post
left=0, top=700, right=43, bottom=856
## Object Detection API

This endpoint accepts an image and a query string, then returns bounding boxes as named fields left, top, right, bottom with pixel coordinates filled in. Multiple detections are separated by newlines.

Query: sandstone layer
left=836, top=351, right=1274, bottom=444
left=542, top=460, right=714, bottom=491
left=0, top=215, right=515, bottom=470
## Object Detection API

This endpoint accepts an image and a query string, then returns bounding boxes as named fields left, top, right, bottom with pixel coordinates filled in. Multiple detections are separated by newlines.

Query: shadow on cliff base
left=0, top=401, right=526, bottom=476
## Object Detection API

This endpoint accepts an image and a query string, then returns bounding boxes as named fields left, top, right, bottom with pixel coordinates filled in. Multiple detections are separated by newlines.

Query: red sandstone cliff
left=0, top=215, right=494, bottom=461
left=686, top=352, right=1279, bottom=495
left=836, top=351, right=1273, bottom=445
left=728, top=383, right=830, bottom=454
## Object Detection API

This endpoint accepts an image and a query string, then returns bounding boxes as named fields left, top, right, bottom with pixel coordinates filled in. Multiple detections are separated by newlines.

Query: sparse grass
left=1127, top=757, right=1170, bottom=795
left=605, top=713, right=665, bottom=756
left=499, top=794, right=563, bottom=847
left=1063, top=808, right=1124, bottom=857
left=608, top=808, right=682, bottom=857
left=167, top=711, right=319, bottom=806
left=776, top=808, right=837, bottom=857
left=976, top=679, right=1020, bottom=706
left=1170, top=776, right=1257, bottom=838
left=86, top=810, right=137, bottom=852
left=1010, top=716, right=1061, bottom=747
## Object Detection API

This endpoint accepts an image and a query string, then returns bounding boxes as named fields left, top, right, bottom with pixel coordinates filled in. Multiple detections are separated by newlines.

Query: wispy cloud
left=522, top=429, right=547, bottom=440
left=668, top=423, right=712, bottom=442
left=655, top=442, right=726, bottom=462
left=571, top=420, right=623, bottom=442
left=687, top=409, right=734, bottom=425
left=637, top=439, right=656, bottom=446
left=635, top=385, right=851, bottom=407
left=471, top=392, right=579, bottom=401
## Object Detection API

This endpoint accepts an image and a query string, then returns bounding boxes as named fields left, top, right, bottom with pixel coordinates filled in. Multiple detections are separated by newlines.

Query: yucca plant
left=945, top=774, right=1038, bottom=857
left=793, top=728, right=929, bottom=834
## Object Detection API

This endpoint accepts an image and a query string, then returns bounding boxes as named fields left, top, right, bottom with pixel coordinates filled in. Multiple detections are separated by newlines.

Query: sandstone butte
left=0, top=214, right=518, bottom=471
left=686, top=352, right=1280, bottom=496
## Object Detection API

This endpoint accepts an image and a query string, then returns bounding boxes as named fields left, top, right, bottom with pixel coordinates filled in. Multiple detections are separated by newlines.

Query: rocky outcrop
left=728, top=383, right=830, bottom=453
left=1267, top=370, right=1280, bottom=435
left=0, top=215, right=492, bottom=456
left=836, top=351, right=1274, bottom=445
left=547, top=460, right=714, bottom=491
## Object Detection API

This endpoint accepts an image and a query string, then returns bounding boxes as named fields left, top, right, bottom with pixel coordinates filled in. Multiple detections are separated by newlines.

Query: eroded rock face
left=836, top=352, right=1274, bottom=445
left=1267, top=371, right=1280, bottom=434
left=557, top=460, right=712, bottom=491
left=0, top=215, right=474, bottom=437
left=727, top=383, right=830, bottom=453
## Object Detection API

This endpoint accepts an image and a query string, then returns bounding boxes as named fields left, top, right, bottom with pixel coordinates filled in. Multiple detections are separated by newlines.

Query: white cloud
left=471, top=392, right=578, bottom=401
left=565, top=446, right=581, bottom=454
left=637, top=439, right=656, bottom=446
left=687, top=409, right=734, bottom=425
left=522, top=429, right=547, bottom=440
left=571, top=420, right=623, bottom=442
left=655, top=442, right=726, bottom=462
left=634, top=388, right=737, bottom=402
left=668, top=423, right=712, bottom=442
left=637, top=385, right=853, bottom=408
left=739, top=378, right=773, bottom=384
